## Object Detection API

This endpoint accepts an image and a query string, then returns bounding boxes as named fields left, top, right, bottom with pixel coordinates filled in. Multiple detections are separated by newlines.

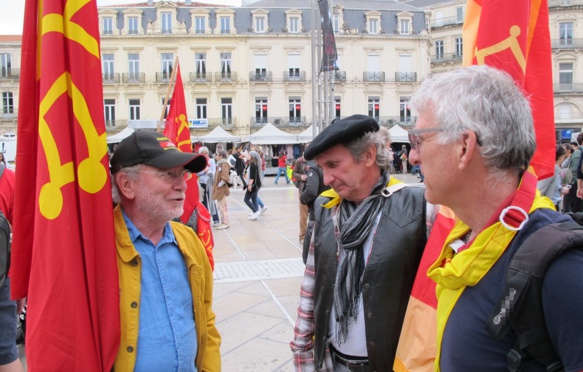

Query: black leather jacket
left=312, top=186, right=426, bottom=372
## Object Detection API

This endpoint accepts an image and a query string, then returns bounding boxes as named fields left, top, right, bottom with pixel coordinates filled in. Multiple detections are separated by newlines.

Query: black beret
left=304, top=114, right=380, bottom=160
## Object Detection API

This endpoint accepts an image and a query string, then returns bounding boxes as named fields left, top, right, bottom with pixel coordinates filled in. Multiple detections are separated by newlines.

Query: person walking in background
left=197, top=147, right=220, bottom=226
left=212, top=150, right=231, bottom=230
left=537, top=145, right=568, bottom=211
left=292, top=153, right=309, bottom=245
left=244, top=151, right=262, bottom=220
left=409, top=65, right=583, bottom=371
left=565, top=134, right=583, bottom=212
left=399, top=144, right=408, bottom=173
left=109, top=131, right=221, bottom=371
left=274, top=150, right=291, bottom=185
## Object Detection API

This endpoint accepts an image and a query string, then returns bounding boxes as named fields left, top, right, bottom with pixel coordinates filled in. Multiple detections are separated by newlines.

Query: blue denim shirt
left=122, top=211, right=197, bottom=372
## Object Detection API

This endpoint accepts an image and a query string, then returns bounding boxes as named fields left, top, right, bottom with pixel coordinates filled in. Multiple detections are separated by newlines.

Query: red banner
left=11, top=0, right=119, bottom=370
left=463, top=0, right=555, bottom=179
left=162, top=65, right=215, bottom=269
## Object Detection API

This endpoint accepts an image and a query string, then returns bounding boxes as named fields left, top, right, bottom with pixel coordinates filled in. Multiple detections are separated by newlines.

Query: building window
left=255, top=16, right=266, bottom=33
left=456, top=6, right=465, bottom=23
left=220, top=53, right=231, bottom=78
left=335, top=97, right=341, bottom=119
left=104, top=99, right=116, bottom=126
left=435, top=40, right=444, bottom=59
left=102, top=53, right=114, bottom=82
left=455, top=37, right=463, bottom=56
left=254, top=53, right=267, bottom=80
left=289, top=16, right=299, bottom=33
left=288, top=53, right=300, bottom=79
left=129, top=99, right=140, bottom=120
left=221, top=98, right=233, bottom=125
left=333, top=14, right=340, bottom=33
left=195, top=16, right=205, bottom=34
left=196, top=98, right=207, bottom=119
left=400, top=19, right=410, bottom=35
left=289, top=98, right=301, bottom=123
left=195, top=53, right=206, bottom=79
left=128, top=53, right=140, bottom=82
left=161, top=53, right=174, bottom=80
left=220, top=16, right=230, bottom=34
left=128, top=16, right=139, bottom=34
left=103, top=17, right=113, bottom=35
left=255, top=98, right=268, bottom=124
left=0, top=53, right=11, bottom=78
left=161, top=98, right=170, bottom=118
left=560, top=22, right=574, bottom=46
left=368, top=97, right=379, bottom=121
left=368, top=18, right=379, bottom=34
left=161, top=12, right=172, bottom=34
left=559, top=63, right=574, bottom=90
left=400, top=97, right=412, bottom=122
left=2, top=92, right=13, bottom=114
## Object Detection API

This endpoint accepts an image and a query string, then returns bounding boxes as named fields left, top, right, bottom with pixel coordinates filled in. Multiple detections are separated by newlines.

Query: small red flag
left=162, top=65, right=215, bottom=269
left=10, top=0, right=119, bottom=370
left=463, top=0, right=555, bottom=179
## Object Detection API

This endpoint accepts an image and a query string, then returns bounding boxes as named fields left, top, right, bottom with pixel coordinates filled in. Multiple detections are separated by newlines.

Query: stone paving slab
left=214, top=258, right=305, bottom=283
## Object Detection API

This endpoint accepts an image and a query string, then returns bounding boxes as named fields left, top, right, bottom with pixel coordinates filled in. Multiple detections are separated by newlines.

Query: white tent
left=297, top=125, right=315, bottom=143
left=192, top=126, right=241, bottom=143
left=243, top=123, right=299, bottom=144
left=107, top=127, right=135, bottom=144
left=388, top=125, right=410, bottom=143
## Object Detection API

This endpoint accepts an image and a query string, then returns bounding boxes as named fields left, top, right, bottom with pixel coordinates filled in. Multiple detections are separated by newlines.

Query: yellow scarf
left=320, top=177, right=403, bottom=209
left=427, top=170, right=556, bottom=371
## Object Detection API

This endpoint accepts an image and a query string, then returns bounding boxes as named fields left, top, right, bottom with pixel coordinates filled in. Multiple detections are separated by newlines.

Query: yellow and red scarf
left=427, top=169, right=556, bottom=371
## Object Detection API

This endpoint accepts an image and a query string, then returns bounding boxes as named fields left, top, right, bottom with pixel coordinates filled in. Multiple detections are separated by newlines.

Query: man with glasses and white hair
left=110, top=131, right=221, bottom=371
left=408, top=65, right=583, bottom=371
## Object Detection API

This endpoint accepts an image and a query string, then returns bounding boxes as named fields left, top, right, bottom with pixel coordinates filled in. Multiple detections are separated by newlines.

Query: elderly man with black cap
left=109, top=131, right=221, bottom=372
left=290, top=114, right=431, bottom=371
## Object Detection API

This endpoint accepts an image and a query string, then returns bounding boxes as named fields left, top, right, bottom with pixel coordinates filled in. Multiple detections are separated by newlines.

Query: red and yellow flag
left=162, top=64, right=215, bottom=270
left=463, top=0, right=555, bottom=179
left=11, top=0, right=119, bottom=370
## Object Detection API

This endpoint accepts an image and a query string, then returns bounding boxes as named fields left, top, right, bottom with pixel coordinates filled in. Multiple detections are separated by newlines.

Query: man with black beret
left=110, top=131, right=221, bottom=371
left=290, top=114, right=431, bottom=371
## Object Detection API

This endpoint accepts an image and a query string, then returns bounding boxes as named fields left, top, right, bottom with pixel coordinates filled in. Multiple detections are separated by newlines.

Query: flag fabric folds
left=11, top=0, right=119, bottom=370
left=463, top=0, right=555, bottom=179
left=162, top=64, right=215, bottom=270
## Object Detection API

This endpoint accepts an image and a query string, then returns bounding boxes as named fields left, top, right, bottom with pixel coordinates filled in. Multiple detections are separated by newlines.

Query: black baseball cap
left=110, top=130, right=207, bottom=174
left=304, top=114, right=380, bottom=160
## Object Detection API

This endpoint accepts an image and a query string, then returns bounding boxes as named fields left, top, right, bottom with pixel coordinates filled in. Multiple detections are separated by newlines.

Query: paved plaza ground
left=18, top=172, right=423, bottom=371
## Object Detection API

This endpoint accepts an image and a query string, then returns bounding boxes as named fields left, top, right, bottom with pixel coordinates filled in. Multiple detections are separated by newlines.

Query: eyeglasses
left=135, top=169, right=192, bottom=182
left=408, top=128, right=445, bottom=150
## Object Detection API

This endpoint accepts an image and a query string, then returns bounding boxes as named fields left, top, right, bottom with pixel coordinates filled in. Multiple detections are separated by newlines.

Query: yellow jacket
left=113, top=205, right=221, bottom=371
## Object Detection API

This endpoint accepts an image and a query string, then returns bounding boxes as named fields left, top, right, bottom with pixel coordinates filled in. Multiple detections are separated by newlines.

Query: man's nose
left=409, top=148, right=420, bottom=165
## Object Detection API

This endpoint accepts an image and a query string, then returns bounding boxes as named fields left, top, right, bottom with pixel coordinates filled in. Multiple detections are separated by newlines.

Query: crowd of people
left=2, top=65, right=583, bottom=372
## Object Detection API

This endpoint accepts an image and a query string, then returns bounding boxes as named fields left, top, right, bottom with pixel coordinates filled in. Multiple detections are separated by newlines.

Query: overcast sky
left=0, top=0, right=242, bottom=35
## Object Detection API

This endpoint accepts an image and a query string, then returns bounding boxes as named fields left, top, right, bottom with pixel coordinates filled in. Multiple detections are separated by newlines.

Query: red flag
left=10, top=0, right=119, bottom=370
left=463, top=0, right=554, bottom=179
left=162, top=64, right=215, bottom=269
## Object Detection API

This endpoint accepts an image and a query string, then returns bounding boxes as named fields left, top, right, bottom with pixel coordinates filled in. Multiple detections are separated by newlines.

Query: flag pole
left=158, top=56, right=180, bottom=131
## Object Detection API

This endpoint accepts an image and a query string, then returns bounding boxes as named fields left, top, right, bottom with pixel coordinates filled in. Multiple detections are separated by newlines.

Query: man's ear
left=458, top=130, right=479, bottom=170
left=115, top=172, right=136, bottom=200
left=363, top=144, right=377, bottom=167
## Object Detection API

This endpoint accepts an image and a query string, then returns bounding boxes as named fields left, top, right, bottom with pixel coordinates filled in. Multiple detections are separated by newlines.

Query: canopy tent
left=243, top=123, right=299, bottom=144
left=107, top=127, right=135, bottom=144
left=192, top=126, right=241, bottom=143
left=296, top=125, right=315, bottom=143
left=388, top=124, right=410, bottom=143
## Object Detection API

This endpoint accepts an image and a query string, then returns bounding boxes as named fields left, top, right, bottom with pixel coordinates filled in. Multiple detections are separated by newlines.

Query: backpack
left=0, top=209, right=11, bottom=288
left=487, top=220, right=583, bottom=372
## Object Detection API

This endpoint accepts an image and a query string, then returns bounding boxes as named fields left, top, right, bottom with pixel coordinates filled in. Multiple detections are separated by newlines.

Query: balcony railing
left=214, top=71, right=238, bottom=82
left=122, top=73, right=145, bottom=84
left=551, top=38, right=583, bottom=49
left=251, top=116, right=308, bottom=128
left=363, top=71, right=385, bottom=82
left=283, top=71, right=306, bottom=82
left=377, top=116, right=417, bottom=127
left=554, top=83, right=583, bottom=93
left=156, top=72, right=172, bottom=83
left=395, top=72, right=417, bottom=82
left=549, top=0, right=583, bottom=7
left=430, top=16, right=464, bottom=29
left=207, top=117, right=236, bottom=129
left=102, top=73, right=120, bottom=84
left=249, top=71, right=272, bottom=82
left=334, top=71, right=346, bottom=82
left=0, top=68, right=20, bottom=79
left=430, top=53, right=463, bottom=64
left=189, top=72, right=211, bottom=83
